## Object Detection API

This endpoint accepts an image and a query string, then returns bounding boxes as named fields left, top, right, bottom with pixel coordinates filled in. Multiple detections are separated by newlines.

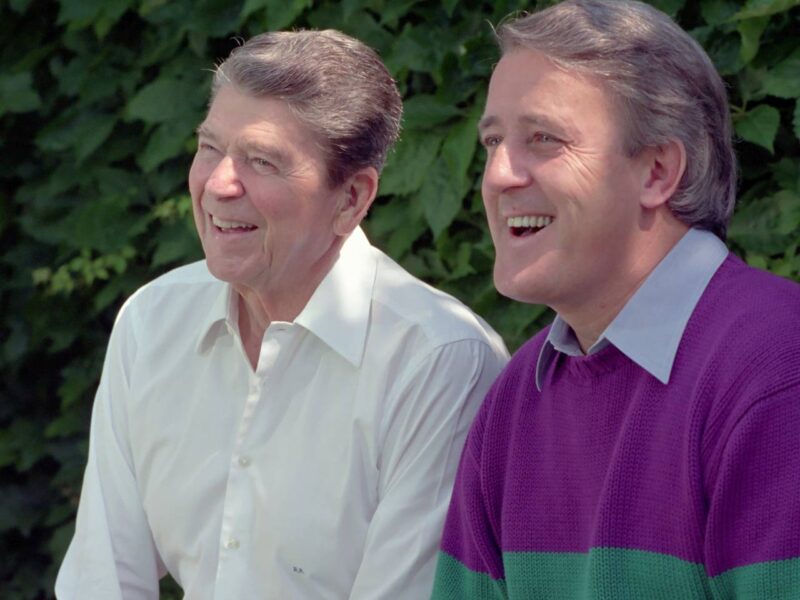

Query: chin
left=494, top=277, right=532, bottom=305
left=492, top=258, right=526, bottom=294
left=204, top=257, right=242, bottom=285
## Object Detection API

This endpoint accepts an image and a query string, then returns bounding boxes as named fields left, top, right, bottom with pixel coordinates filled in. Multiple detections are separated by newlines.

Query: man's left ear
left=639, top=138, right=687, bottom=210
left=333, top=166, right=379, bottom=236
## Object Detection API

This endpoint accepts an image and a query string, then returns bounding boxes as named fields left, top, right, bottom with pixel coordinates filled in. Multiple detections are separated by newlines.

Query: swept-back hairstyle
left=213, top=29, right=402, bottom=187
left=497, top=0, right=737, bottom=238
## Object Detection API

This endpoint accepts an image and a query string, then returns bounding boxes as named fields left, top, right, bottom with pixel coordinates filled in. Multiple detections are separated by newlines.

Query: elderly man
left=56, top=30, right=508, bottom=599
left=433, top=1, right=800, bottom=598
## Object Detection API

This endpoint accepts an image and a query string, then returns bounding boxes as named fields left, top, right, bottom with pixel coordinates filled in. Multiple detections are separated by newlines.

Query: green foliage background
left=1, top=0, right=798, bottom=597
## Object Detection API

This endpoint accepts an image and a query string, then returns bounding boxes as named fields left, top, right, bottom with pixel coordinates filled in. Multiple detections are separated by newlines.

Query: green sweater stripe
left=432, top=548, right=800, bottom=598
left=431, top=552, right=507, bottom=600
left=709, top=557, right=800, bottom=599
left=503, top=548, right=711, bottom=599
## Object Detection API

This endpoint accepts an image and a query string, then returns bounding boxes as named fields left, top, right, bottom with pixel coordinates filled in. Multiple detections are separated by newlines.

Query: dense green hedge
left=1, top=0, right=798, bottom=597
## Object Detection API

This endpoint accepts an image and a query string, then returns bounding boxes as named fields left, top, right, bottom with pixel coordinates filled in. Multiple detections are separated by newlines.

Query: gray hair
left=497, top=0, right=737, bottom=238
left=213, top=30, right=402, bottom=187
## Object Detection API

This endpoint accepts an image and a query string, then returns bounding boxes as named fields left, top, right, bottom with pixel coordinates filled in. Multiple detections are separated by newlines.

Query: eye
left=197, top=141, right=219, bottom=154
left=481, top=134, right=502, bottom=148
left=529, top=132, right=561, bottom=145
left=249, top=156, right=276, bottom=173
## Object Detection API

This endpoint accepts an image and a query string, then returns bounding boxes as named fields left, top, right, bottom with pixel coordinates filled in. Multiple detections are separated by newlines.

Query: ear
left=333, top=166, right=379, bottom=236
left=639, top=138, right=686, bottom=210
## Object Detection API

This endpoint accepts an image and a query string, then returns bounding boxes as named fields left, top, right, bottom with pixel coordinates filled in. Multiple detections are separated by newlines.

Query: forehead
left=482, top=49, right=621, bottom=140
left=201, top=86, right=323, bottom=158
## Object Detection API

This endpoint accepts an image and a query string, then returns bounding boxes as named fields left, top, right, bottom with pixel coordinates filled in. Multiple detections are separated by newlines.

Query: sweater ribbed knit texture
left=433, top=255, right=800, bottom=599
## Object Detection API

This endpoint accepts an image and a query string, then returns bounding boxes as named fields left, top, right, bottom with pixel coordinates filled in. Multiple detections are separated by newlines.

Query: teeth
left=212, top=215, right=255, bottom=230
left=507, top=215, right=553, bottom=228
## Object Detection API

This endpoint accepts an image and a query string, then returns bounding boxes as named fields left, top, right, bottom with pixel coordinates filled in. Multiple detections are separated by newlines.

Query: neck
left=562, top=215, right=689, bottom=353
left=236, top=235, right=346, bottom=368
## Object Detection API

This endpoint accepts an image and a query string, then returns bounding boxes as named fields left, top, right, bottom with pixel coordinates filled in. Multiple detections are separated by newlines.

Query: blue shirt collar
left=535, top=228, right=729, bottom=390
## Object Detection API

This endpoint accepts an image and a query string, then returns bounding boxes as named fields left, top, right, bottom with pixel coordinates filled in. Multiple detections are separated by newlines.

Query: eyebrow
left=478, top=113, right=568, bottom=136
left=240, top=140, right=290, bottom=166
left=195, top=124, right=291, bottom=165
left=477, top=115, right=499, bottom=133
left=195, top=124, right=217, bottom=140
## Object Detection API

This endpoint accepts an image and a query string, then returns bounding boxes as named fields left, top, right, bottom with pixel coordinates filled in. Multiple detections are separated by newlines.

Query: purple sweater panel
left=440, top=254, right=800, bottom=579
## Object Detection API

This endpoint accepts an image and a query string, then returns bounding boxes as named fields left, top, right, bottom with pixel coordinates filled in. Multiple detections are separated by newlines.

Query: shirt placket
left=213, top=324, right=289, bottom=599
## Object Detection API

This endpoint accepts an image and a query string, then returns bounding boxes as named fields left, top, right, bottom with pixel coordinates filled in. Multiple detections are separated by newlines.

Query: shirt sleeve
left=705, top=383, right=800, bottom=599
left=430, top=381, right=508, bottom=600
left=55, top=300, right=165, bottom=599
left=346, top=338, right=507, bottom=600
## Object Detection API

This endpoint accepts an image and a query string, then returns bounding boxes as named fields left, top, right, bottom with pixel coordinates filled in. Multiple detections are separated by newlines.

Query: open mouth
left=211, top=215, right=257, bottom=232
left=507, top=215, right=553, bottom=237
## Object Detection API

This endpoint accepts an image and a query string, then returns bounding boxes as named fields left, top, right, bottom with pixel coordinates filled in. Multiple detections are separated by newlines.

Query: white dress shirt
left=56, top=227, right=508, bottom=600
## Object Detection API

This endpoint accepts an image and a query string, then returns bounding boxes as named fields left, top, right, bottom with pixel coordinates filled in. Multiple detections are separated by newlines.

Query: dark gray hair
left=497, top=0, right=737, bottom=238
left=213, top=30, right=402, bottom=187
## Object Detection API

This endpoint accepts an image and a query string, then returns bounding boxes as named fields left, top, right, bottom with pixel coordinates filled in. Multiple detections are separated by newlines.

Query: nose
left=205, top=155, right=244, bottom=199
left=482, top=143, right=532, bottom=195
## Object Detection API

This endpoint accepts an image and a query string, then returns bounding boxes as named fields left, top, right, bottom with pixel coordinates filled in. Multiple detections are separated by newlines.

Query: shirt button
left=225, top=538, right=240, bottom=550
left=238, top=456, right=251, bottom=467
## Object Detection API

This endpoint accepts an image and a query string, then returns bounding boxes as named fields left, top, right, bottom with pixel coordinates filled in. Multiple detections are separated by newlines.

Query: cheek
left=554, top=154, right=605, bottom=200
left=188, top=159, right=207, bottom=201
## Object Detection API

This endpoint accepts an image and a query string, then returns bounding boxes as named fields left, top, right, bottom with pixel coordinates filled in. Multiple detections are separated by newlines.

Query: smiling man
left=432, top=1, right=800, bottom=598
left=56, top=30, right=508, bottom=599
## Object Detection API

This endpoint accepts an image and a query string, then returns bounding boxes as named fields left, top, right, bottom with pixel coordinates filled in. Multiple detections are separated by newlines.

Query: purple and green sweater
left=432, top=255, right=800, bottom=599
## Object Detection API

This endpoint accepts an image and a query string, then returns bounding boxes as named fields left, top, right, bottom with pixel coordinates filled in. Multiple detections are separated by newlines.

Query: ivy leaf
left=379, top=131, right=441, bottom=196
left=341, top=0, right=367, bottom=21
left=0, top=484, right=45, bottom=536
left=700, top=0, right=740, bottom=25
left=441, top=104, right=481, bottom=181
left=9, top=0, right=34, bottom=12
left=125, top=77, right=197, bottom=123
left=243, top=0, right=312, bottom=29
left=762, top=49, right=800, bottom=98
left=442, top=0, right=459, bottom=17
left=151, top=221, right=203, bottom=268
left=386, top=24, right=439, bottom=76
left=706, top=32, right=744, bottom=75
left=364, top=200, right=427, bottom=258
left=403, top=94, right=462, bottom=129
left=648, top=0, right=686, bottom=17
left=0, top=72, right=41, bottom=117
left=483, top=299, right=550, bottom=351
left=738, top=16, right=769, bottom=64
left=734, top=0, right=800, bottom=19
left=60, top=197, right=150, bottom=253
left=420, top=157, right=469, bottom=238
left=241, top=0, right=267, bottom=20
left=729, top=191, right=793, bottom=254
left=379, top=0, right=420, bottom=26
left=794, top=99, right=800, bottom=142
left=138, top=118, right=197, bottom=172
left=57, top=0, right=105, bottom=26
left=776, top=190, right=800, bottom=235
left=186, top=0, right=243, bottom=36
left=0, top=194, right=10, bottom=237
left=772, top=157, right=800, bottom=192
left=735, top=104, right=780, bottom=152
left=57, top=0, right=130, bottom=34
left=36, top=113, right=118, bottom=163
left=267, top=0, right=313, bottom=31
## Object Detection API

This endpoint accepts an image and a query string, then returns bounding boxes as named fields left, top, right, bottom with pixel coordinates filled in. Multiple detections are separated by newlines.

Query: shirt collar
left=294, top=227, right=376, bottom=367
left=535, top=228, right=729, bottom=390
left=194, top=227, right=377, bottom=367
left=195, top=278, right=236, bottom=354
